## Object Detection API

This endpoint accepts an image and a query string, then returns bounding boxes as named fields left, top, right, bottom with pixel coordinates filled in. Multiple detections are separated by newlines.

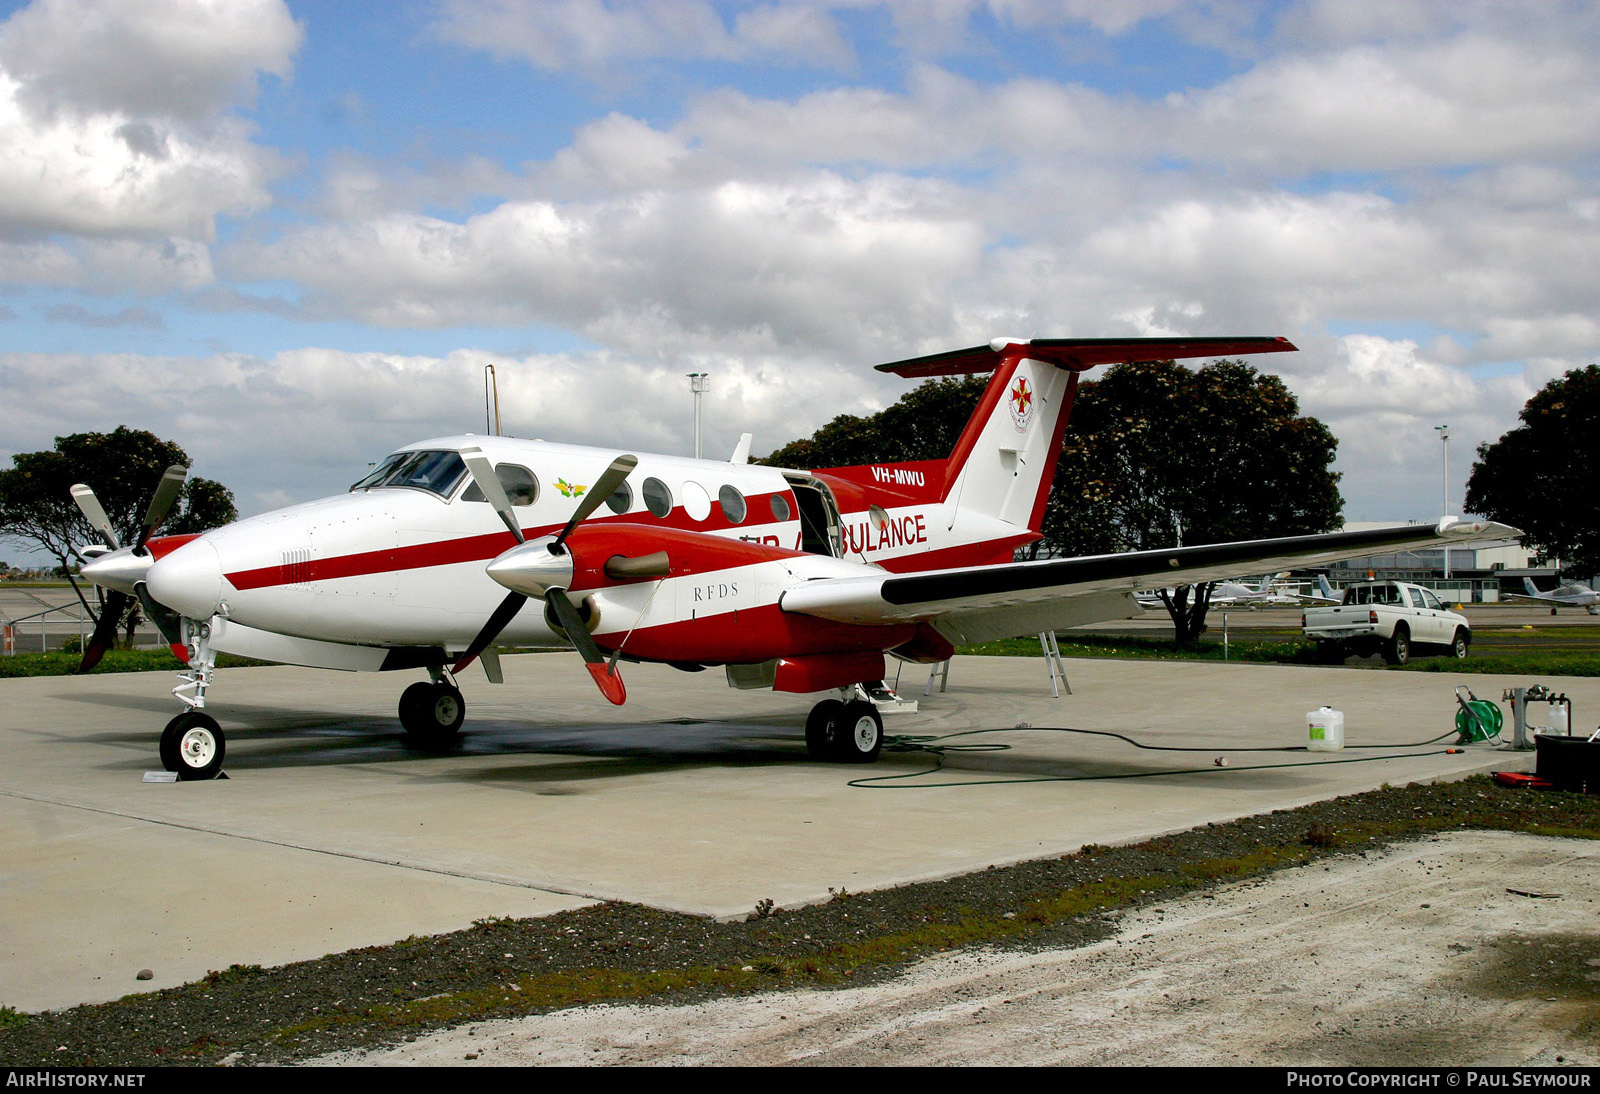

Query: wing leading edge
left=780, top=520, right=1517, bottom=646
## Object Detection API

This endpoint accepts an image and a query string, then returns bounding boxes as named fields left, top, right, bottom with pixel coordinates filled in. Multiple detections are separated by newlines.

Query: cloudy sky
left=1, top=0, right=1597, bottom=557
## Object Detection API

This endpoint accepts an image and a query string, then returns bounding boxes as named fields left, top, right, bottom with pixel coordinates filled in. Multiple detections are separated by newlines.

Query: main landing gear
left=399, top=670, right=465, bottom=749
left=804, top=690, right=885, bottom=763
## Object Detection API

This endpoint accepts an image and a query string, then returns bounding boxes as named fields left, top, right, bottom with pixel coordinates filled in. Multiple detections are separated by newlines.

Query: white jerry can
left=1307, top=705, right=1345, bottom=752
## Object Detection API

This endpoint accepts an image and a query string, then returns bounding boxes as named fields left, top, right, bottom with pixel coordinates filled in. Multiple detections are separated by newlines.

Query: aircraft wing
left=781, top=520, right=1516, bottom=646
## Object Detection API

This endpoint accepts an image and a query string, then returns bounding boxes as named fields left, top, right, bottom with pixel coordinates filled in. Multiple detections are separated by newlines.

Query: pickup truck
left=1301, top=581, right=1469, bottom=664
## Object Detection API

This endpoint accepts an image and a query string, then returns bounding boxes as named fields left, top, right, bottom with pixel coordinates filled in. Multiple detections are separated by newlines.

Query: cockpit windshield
left=349, top=450, right=468, bottom=498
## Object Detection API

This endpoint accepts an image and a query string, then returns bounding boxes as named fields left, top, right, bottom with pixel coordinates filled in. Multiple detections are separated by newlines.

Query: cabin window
left=719, top=485, right=747, bottom=524
left=605, top=479, right=633, bottom=514
left=770, top=494, right=791, bottom=522
left=461, top=463, right=539, bottom=506
left=642, top=477, right=673, bottom=518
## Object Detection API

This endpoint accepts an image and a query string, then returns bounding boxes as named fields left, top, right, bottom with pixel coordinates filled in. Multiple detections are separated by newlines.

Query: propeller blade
left=137, top=465, right=188, bottom=549
left=459, top=446, right=524, bottom=544
left=134, top=581, right=186, bottom=660
left=75, top=589, right=128, bottom=673
left=548, top=592, right=625, bottom=705
left=452, top=590, right=528, bottom=674
left=70, top=484, right=119, bottom=550
left=555, top=454, right=637, bottom=548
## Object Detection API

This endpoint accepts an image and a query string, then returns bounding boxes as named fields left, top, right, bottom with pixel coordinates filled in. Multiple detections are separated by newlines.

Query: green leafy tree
left=1044, top=360, right=1342, bottom=642
left=0, top=427, right=237, bottom=636
left=761, top=376, right=989, bottom=468
left=1465, top=364, right=1600, bottom=579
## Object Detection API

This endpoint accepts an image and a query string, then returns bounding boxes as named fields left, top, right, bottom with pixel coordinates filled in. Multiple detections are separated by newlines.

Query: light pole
left=1435, top=424, right=1450, bottom=580
left=687, top=372, right=709, bottom=459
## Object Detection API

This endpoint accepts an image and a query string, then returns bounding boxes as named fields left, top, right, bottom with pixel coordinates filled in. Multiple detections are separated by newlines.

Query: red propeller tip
left=586, top=662, right=627, bottom=706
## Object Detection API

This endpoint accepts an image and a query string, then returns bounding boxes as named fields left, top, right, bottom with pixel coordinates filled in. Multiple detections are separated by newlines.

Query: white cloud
left=432, top=0, right=856, bottom=73
left=237, top=173, right=985, bottom=354
left=0, top=345, right=888, bottom=520
left=0, top=0, right=300, bottom=121
left=0, top=0, right=298, bottom=292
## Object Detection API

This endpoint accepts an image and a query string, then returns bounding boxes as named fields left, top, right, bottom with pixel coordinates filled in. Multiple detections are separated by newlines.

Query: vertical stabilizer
left=938, top=353, right=1078, bottom=534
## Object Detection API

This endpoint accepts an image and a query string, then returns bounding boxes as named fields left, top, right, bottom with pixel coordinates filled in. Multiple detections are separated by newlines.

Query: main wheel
left=829, top=700, right=883, bottom=764
left=805, top=699, right=844, bottom=760
left=400, top=681, right=465, bottom=748
left=1383, top=626, right=1411, bottom=666
left=1450, top=628, right=1470, bottom=659
left=160, top=711, right=226, bottom=781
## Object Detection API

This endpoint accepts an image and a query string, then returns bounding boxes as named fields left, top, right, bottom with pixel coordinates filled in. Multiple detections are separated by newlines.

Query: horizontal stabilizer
left=876, top=336, right=1297, bottom=378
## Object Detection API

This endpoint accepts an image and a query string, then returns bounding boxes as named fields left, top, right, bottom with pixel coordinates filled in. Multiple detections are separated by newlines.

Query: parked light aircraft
left=72, top=336, right=1514, bottom=779
left=1508, top=576, right=1600, bottom=615
left=1135, top=572, right=1300, bottom=610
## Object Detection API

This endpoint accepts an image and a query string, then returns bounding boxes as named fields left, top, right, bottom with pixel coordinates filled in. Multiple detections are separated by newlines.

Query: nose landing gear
left=159, top=617, right=227, bottom=781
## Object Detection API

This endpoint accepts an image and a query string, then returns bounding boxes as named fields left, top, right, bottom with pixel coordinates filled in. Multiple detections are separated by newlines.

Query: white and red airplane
left=72, top=336, right=1512, bottom=779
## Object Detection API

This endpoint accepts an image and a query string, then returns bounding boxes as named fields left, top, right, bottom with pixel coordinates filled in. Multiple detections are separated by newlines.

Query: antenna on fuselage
left=484, top=363, right=502, bottom=436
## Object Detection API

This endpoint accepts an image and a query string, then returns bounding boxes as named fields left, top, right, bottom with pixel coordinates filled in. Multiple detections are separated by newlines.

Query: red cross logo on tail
left=1008, top=375, right=1034, bottom=432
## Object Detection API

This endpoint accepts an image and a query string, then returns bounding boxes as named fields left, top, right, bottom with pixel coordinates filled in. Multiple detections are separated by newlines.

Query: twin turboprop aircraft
left=74, top=336, right=1513, bottom=779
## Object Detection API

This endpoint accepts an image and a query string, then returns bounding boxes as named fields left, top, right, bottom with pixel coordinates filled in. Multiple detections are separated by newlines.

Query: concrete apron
left=1, top=653, right=1568, bottom=1011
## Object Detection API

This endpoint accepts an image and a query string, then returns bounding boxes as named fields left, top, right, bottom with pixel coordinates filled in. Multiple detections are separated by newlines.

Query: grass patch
left=962, top=633, right=1323, bottom=664
left=0, top=649, right=269, bottom=678
left=963, top=632, right=1600, bottom=675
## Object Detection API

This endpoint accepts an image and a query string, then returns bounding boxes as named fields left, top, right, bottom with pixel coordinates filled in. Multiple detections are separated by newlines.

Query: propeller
left=451, top=450, right=640, bottom=706
left=70, top=465, right=187, bottom=673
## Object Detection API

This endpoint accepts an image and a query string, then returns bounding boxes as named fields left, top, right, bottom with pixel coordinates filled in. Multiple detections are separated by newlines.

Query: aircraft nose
left=146, top=538, right=226, bottom=620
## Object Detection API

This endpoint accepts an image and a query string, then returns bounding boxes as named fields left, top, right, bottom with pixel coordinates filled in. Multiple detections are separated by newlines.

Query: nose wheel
left=400, top=680, right=466, bottom=749
left=160, top=711, right=226, bottom=781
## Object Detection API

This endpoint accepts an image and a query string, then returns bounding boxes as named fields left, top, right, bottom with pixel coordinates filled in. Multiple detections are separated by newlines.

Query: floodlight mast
left=687, top=372, right=709, bottom=459
left=1435, top=424, right=1450, bottom=580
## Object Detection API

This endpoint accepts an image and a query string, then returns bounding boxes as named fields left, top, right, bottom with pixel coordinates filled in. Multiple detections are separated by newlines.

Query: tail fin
left=934, top=351, right=1080, bottom=533
left=874, top=336, right=1298, bottom=538
left=1524, top=577, right=1541, bottom=596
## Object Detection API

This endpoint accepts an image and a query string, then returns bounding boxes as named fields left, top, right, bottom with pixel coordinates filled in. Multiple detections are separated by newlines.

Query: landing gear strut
left=400, top=669, right=465, bottom=749
left=161, top=617, right=227, bottom=780
left=804, top=691, right=884, bottom=763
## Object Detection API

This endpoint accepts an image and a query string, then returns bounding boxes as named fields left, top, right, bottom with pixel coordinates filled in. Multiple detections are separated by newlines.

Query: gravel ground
left=2, top=777, right=1598, bottom=1067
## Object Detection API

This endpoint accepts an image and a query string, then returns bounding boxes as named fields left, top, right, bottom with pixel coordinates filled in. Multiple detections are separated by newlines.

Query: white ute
left=1301, top=580, right=1470, bottom=665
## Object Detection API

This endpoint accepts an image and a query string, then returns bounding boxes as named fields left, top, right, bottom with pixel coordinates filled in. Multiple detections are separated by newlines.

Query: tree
left=1465, top=364, right=1600, bottom=579
left=1043, top=360, right=1342, bottom=643
left=0, top=427, right=237, bottom=635
left=761, top=376, right=989, bottom=468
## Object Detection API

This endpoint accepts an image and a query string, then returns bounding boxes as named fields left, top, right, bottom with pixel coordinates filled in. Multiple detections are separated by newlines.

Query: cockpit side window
left=461, top=464, right=540, bottom=506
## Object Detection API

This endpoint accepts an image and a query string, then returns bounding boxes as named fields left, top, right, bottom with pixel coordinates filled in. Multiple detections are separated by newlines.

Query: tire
left=830, top=700, right=883, bottom=764
left=1383, top=626, right=1411, bottom=666
left=1450, top=628, right=1470, bottom=659
left=160, top=711, right=226, bottom=781
left=805, top=699, right=844, bottom=760
left=400, top=681, right=465, bottom=748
